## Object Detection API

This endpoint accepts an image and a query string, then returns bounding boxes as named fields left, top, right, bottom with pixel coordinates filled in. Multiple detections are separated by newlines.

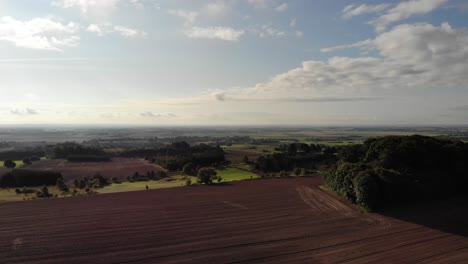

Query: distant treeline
left=47, top=142, right=106, bottom=159
left=0, top=149, right=44, bottom=161
left=326, top=135, right=468, bottom=210
left=83, top=135, right=273, bottom=149
left=122, top=142, right=225, bottom=171
left=0, top=170, right=62, bottom=187
left=0, top=142, right=109, bottom=162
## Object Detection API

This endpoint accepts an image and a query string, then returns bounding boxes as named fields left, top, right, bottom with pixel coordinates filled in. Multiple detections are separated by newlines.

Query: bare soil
left=21, top=158, right=161, bottom=182
left=0, top=167, right=11, bottom=175
left=1, top=177, right=467, bottom=263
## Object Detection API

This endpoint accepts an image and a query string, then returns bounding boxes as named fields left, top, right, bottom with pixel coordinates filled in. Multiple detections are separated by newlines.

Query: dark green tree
left=197, top=167, right=217, bottom=185
left=182, top=162, right=196, bottom=175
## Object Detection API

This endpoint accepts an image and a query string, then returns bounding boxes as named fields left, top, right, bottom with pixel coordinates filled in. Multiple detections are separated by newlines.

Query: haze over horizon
left=1, top=0, right=468, bottom=126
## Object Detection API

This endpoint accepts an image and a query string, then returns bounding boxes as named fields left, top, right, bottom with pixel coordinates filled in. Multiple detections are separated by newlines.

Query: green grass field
left=98, top=175, right=199, bottom=194
left=98, top=167, right=260, bottom=195
left=216, top=167, right=260, bottom=181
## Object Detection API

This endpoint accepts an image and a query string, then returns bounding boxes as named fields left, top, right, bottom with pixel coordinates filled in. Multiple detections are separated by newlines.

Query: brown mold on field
left=1, top=177, right=467, bottom=263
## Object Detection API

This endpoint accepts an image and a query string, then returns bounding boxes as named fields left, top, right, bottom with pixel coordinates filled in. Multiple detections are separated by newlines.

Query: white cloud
left=373, top=0, right=448, bottom=32
left=204, top=1, right=229, bottom=16
left=290, top=18, right=297, bottom=27
left=184, top=26, right=244, bottom=42
left=168, top=9, right=199, bottom=26
left=86, top=23, right=146, bottom=37
left=251, top=24, right=302, bottom=38
left=261, top=24, right=286, bottom=37
left=169, top=7, right=243, bottom=42
left=320, top=39, right=373, bottom=53
left=295, top=31, right=304, bottom=37
left=86, top=23, right=104, bottom=36
left=140, top=112, right=177, bottom=118
left=227, top=22, right=468, bottom=101
left=247, top=0, right=275, bottom=9
left=342, top=4, right=390, bottom=19
left=53, top=0, right=119, bottom=16
left=0, top=16, right=80, bottom=51
left=114, top=25, right=147, bottom=37
left=53, top=0, right=145, bottom=16
left=275, top=3, right=288, bottom=12
left=10, top=108, right=39, bottom=116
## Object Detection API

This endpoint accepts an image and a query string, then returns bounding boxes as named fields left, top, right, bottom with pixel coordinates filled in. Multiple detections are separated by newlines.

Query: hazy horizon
left=1, top=0, right=468, bottom=126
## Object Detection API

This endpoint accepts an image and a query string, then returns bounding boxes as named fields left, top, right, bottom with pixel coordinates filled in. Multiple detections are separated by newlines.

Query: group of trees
left=73, top=173, right=109, bottom=189
left=126, top=170, right=168, bottom=182
left=254, top=143, right=337, bottom=173
left=123, top=142, right=225, bottom=171
left=326, top=135, right=468, bottom=210
left=0, top=170, right=63, bottom=188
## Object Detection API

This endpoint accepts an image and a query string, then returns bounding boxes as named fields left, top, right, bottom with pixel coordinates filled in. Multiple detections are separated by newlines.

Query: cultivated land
left=20, top=158, right=161, bottom=182
left=1, top=177, right=467, bottom=263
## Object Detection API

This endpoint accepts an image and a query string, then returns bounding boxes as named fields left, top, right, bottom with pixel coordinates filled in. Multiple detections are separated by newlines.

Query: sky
left=0, top=0, right=467, bottom=126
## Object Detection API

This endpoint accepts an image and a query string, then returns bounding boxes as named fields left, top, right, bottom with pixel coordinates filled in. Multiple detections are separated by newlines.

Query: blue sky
left=0, top=0, right=467, bottom=125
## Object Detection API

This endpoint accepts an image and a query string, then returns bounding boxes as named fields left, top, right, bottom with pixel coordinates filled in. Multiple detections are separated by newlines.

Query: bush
left=185, top=178, right=192, bottom=186
left=36, top=185, right=51, bottom=198
left=4, top=160, right=16, bottom=169
left=23, top=158, right=32, bottom=165
left=56, top=177, right=69, bottom=192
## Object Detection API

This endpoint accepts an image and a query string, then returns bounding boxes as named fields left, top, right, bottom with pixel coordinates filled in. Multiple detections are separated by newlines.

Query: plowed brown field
left=1, top=177, right=467, bottom=263
left=21, top=158, right=161, bottom=182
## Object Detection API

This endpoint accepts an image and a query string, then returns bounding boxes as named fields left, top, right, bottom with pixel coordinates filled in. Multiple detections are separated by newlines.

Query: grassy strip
left=0, top=160, right=24, bottom=168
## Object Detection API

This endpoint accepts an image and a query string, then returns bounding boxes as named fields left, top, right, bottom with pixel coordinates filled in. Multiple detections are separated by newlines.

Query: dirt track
left=1, top=177, right=467, bottom=263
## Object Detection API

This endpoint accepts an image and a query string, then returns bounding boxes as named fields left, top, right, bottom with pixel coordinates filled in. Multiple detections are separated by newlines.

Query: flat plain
left=1, top=176, right=467, bottom=263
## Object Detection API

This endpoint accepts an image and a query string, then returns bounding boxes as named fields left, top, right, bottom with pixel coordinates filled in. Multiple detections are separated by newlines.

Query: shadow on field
left=379, top=196, right=468, bottom=237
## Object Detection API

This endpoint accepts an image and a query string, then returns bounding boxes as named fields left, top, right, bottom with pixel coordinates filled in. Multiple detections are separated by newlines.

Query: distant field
left=21, top=158, right=162, bottom=182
